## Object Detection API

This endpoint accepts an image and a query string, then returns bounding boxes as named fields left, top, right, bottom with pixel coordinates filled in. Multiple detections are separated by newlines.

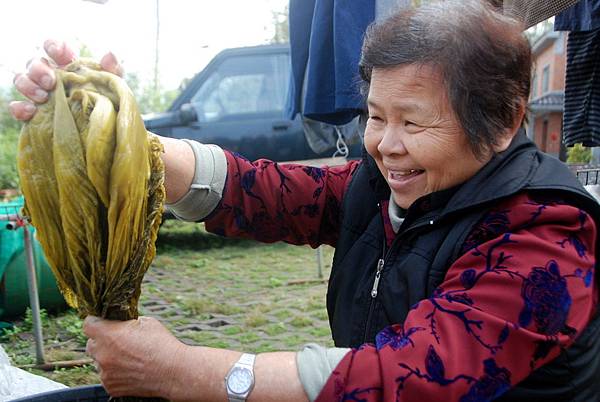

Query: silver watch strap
left=238, top=353, right=256, bottom=367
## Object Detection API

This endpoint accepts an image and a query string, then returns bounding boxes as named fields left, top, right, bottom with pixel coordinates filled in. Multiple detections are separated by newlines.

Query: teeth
left=392, top=169, right=420, bottom=177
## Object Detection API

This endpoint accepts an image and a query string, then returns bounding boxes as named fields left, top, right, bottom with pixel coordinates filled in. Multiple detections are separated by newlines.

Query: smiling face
left=364, top=64, right=493, bottom=209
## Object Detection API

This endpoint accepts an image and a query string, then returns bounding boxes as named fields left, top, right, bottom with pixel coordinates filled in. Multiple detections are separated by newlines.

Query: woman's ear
left=493, top=98, right=527, bottom=153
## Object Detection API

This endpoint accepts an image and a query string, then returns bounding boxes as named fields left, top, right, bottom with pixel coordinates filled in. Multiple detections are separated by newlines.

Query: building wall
left=531, top=33, right=567, bottom=98
left=533, top=112, right=563, bottom=155
left=551, top=35, right=567, bottom=91
left=529, top=32, right=567, bottom=158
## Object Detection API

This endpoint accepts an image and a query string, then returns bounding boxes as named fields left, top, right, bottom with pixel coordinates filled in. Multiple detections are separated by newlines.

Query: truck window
left=191, top=53, right=289, bottom=122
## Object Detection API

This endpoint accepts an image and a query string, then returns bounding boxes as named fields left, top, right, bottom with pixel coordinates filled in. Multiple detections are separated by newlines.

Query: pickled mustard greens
left=17, top=59, right=165, bottom=322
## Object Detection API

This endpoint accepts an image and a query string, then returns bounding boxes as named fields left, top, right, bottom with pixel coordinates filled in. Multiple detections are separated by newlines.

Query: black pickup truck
left=143, top=44, right=361, bottom=162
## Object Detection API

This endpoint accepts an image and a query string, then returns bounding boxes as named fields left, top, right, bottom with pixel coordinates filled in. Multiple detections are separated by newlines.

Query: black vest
left=328, top=132, right=600, bottom=401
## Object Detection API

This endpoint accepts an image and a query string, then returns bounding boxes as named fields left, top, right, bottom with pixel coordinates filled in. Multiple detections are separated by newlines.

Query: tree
left=567, top=143, right=592, bottom=165
left=0, top=87, right=23, bottom=189
left=270, top=4, right=289, bottom=44
left=124, top=71, right=179, bottom=114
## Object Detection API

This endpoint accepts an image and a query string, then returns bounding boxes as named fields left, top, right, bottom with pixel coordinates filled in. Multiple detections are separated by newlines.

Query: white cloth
left=0, top=344, right=66, bottom=401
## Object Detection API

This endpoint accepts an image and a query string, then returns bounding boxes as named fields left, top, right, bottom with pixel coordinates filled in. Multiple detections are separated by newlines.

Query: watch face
left=228, top=367, right=253, bottom=394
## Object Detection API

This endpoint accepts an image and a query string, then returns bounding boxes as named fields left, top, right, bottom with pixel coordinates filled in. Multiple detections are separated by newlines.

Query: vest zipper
left=370, top=258, right=385, bottom=298
left=363, top=204, right=389, bottom=343
left=361, top=206, right=438, bottom=344
left=363, top=249, right=391, bottom=343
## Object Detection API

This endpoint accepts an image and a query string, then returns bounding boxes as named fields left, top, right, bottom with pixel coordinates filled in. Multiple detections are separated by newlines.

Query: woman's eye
left=369, top=115, right=382, bottom=122
left=405, top=121, right=416, bottom=126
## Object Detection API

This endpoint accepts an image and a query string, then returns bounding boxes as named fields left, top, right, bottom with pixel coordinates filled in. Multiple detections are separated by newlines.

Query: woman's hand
left=83, top=315, right=186, bottom=399
left=84, top=315, right=309, bottom=402
left=9, top=39, right=123, bottom=121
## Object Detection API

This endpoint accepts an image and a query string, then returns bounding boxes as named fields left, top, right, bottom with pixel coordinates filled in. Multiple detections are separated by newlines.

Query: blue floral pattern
left=461, top=210, right=510, bottom=253
left=518, top=260, right=572, bottom=336
left=375, top=325, right=425, bottom=351
left=459, top=359, right=511, bottom=402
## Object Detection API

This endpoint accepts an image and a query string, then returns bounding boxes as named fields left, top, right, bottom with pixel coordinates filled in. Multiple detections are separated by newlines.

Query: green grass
left=244, top=312, right=269, bottom=328
left=42, top=365, right=98, bottom=386
left=223, top=326, right=243, bottom=335
left=263, top=323, right=287, bottom=336
left=289, top=315, right=313, bottom=328
left=179, top=297, right=242, bottom=316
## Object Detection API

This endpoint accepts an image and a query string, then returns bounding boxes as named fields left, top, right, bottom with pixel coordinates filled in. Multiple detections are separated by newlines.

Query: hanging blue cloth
left=554, top=0, right=600, bottom=146
left=555, top=0, right=600, bottom=31
left=286, top=0, right=375, bottom=125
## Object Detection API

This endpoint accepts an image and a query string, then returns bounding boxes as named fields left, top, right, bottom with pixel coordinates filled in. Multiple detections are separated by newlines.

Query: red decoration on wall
left=551, top=132, right=559, bottom=142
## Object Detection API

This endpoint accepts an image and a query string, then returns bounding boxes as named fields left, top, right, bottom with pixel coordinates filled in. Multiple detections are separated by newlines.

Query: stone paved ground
left=1, top=222, right=336, bottom=386
left=141, top=240, right=335, bottom=353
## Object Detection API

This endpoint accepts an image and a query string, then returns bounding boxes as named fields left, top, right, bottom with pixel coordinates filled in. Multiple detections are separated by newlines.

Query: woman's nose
left=377, top=125, right=408, bottom=156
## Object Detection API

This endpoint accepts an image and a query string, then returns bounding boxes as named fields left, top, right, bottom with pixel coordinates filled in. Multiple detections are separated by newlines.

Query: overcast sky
left=0, top=0, right=287, bottom=91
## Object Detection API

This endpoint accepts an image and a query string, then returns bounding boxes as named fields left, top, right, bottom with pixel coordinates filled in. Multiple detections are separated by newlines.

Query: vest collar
left=441, top=129, right=538, bottom=214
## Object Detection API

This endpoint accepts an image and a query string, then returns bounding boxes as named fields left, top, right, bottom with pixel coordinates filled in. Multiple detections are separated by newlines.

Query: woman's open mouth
left=387, top=169, right=425, bottom=189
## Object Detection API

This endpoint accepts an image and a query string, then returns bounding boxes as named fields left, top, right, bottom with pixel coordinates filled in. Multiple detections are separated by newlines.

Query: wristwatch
left=225, top=353, right=256, bottom=402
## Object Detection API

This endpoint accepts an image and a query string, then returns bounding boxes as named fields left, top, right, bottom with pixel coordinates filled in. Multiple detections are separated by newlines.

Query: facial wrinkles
left=409, top=129, right=454, bottom=193
left=404, top=74, right=466, bottom=193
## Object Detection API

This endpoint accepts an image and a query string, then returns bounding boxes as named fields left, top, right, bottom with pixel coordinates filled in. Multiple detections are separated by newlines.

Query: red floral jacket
left=204, top=151, right=598, bottom=402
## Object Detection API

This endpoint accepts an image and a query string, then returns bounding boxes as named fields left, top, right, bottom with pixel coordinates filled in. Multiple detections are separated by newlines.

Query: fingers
left=23, top=58, right=56, bottom=90
left=100, top=52, right=124, bottom=77
left=12, top=40, right=123, bottom=120
left=10, top=40, right=67, bottom=115
left=86, top=337, right=102, bottom=375
left=138, top=315, right=158, bottom=326
left=9, top=101, right=36, bottom=121
left=13, top=56, right=55, bottom=111
left=43, top=40, right=76, bottom=67
left=86, top=338, right=96, bottom=357
left=43, top=40, right=124, bottom=77
left=82, top=315, right=102, bottom=337
left=13, top=73, right=48, bottom=104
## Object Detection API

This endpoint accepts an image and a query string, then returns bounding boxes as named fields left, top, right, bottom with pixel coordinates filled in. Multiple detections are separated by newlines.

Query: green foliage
left=75, top=44, right=179, bottom=114
left=567, top=143, right=592, bottom=164
left=0, top=323, right=22, bottom=343
left=0, top=127, right=20, bottom=189
left=56, top=310, right=87, bottom=346
left=0, top=87, right=23, bottom=189
left=156, top=220, right=253, bottom=250
left=45, top=365, right=98, bottom=386
left=125, top=71, right=180, bottom=114
left=0, top=87, right=25, bottom=132
left=0, top=308, right=49, bottom=343
left=22, top=307, right=49, bottom=331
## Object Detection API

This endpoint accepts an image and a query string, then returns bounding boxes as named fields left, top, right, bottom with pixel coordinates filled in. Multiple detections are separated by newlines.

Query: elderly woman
left=11, top=1, right=600, bottom=401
